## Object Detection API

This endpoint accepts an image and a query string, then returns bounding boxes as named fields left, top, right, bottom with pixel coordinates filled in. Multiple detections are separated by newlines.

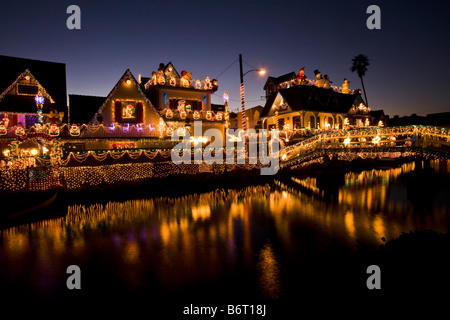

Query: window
left=278, top=118, right=285, bottom=129
left=17, top=84, right=38, bottom=95
left=293, top=116, right=301, bottom=129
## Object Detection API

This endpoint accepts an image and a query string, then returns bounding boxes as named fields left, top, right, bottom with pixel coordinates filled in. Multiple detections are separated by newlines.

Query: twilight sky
left=1, top=0, right=449, bottom=117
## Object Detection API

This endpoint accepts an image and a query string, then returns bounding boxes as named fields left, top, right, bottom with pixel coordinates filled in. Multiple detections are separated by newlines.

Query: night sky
left=1, top=0, right=449, bottom=117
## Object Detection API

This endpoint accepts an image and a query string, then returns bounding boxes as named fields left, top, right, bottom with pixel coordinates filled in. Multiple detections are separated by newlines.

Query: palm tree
left=351, top=54, right=370, bottom=107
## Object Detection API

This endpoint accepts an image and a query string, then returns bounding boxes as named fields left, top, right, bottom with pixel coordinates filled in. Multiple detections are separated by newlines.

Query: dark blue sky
left=1, top=0, right=449, bottom=116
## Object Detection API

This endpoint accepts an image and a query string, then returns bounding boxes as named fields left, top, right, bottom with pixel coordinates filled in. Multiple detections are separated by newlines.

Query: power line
left=214, top=58, right=239, bottom=79
left=243, top=59, right=259, bottom=71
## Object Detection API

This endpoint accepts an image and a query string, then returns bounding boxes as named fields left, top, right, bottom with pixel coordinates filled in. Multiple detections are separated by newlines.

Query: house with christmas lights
left=142, top=62, right=226, bottom=139
left=259, top=70, right=372, bottom=131
left=0, top=55, right=67, bottom=129
left=65, top=62, right=227, bottom=153
left=90, top=69, right=163, bottom=127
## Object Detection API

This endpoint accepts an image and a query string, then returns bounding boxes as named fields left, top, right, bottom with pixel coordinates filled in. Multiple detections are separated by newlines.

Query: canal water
left=0, top=161, right=449, bottom=315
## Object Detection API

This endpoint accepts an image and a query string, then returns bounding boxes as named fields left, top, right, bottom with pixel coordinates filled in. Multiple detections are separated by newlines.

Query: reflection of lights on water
left=124, top=240, right=139, bottom=264
left=372, top=216, right=385, bottom=243
left=229, top=202, right=245, bottom=220
left=257, top=242, right=281, bottom=300
left=344, top=211, right=356, bottom=240
left=344, top=162, right=415, bottom=187
left=191, top=204, right=211, bottom=221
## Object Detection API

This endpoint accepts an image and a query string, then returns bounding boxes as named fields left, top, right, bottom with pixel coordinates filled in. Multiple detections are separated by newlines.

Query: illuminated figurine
left=123, top=104, right=135, bottom=119
left=15, top=125, right=25, bottom=136
left=157, top=69, right=165, bottom=85
left=176, top=126, right=185, bottom=137
left=177, top=100, right=186, bottom=112
left=206, top=110, right=212, bottom=121
left=296, top=67, right=308, bottom=85
left=47, top=108, right=60, bottom=124
left=69, top=124, right=81, bottom=136
left=180, top=70, right=192, bottom=88
left=169, top=76, right=176, bottom=86
left=0, top=123, right=7, bottom=135
left=342, top=78, right=350, bottom=94
left=2, top=114, right=9, bottom=127
left=195, top=80, right=202, bottom=90
left=151, top=71, right=157, bottom=85
left=204, top=77, right=213, bottom=90
left=35, top=123, right=43, bottom=133
left=193, top=110, right=200, bottom=120
left=165, top=108, right=173, bottom=119
left=212, top=79, right=218, bottom=91
left=48, top=123, right=60, bottom=137
left=314, top=70, right=324, bottom=88
left=178, top=100, right=187, bottom=119
left=323, top=74, right=332, bottom=89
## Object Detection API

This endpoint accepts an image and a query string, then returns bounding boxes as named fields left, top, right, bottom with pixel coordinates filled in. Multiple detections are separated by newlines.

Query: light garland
left=1, top=125, right=450, bottom=192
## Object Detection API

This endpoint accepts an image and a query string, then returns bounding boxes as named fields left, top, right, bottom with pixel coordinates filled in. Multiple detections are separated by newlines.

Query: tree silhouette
left=351, top=54, right=370, bottom=107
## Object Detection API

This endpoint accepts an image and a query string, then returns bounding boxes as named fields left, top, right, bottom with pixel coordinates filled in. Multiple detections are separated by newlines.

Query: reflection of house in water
left=259, top=71, right=384, bottom=130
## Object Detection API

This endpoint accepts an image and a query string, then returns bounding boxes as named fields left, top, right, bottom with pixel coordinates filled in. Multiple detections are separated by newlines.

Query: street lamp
left=239, top=54, right=265, bottom=132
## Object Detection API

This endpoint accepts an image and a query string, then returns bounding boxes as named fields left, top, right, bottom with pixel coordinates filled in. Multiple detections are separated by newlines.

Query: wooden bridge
left=278, top=125, right=450, bottom=170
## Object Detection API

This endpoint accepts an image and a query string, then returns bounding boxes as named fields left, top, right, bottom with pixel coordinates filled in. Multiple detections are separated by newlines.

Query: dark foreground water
left=1, top=160, right=449, bottom=316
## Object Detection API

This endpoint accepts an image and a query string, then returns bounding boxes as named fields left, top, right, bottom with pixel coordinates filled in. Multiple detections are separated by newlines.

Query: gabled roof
left=163, top=62, right=180, bottom=78
left=91, top=69, right=165, bottom=125
left=69, top=94, right=106, bottom=124
left=260, top=85, right=361, bottom=118
left=0, top=55, right=67, bottom=109
left=263, top=72, right=297, bottom=90
left=0, top=69, right=56, bottom=114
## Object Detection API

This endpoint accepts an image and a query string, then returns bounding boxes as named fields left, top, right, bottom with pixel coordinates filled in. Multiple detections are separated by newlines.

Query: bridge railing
left=281, top=125, right=450, bottom=163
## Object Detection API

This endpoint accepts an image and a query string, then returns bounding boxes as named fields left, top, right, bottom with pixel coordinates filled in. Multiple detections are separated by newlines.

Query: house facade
left=0, top=55, right=67, bottom=129
left=142, top=62, right=226, bottom=140
left=259, top=72, right=370, bottom=131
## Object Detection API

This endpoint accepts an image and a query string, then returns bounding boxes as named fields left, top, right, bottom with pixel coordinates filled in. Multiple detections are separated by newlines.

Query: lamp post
left=239, top=54, right=265, bottom=132
left=223, top=91, right=230, bottom=129
left=35, top=92, right=44, bottom=124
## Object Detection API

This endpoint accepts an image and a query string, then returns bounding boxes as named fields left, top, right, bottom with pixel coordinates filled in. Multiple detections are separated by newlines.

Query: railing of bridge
left=280, top=125, right=450, bottom=166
